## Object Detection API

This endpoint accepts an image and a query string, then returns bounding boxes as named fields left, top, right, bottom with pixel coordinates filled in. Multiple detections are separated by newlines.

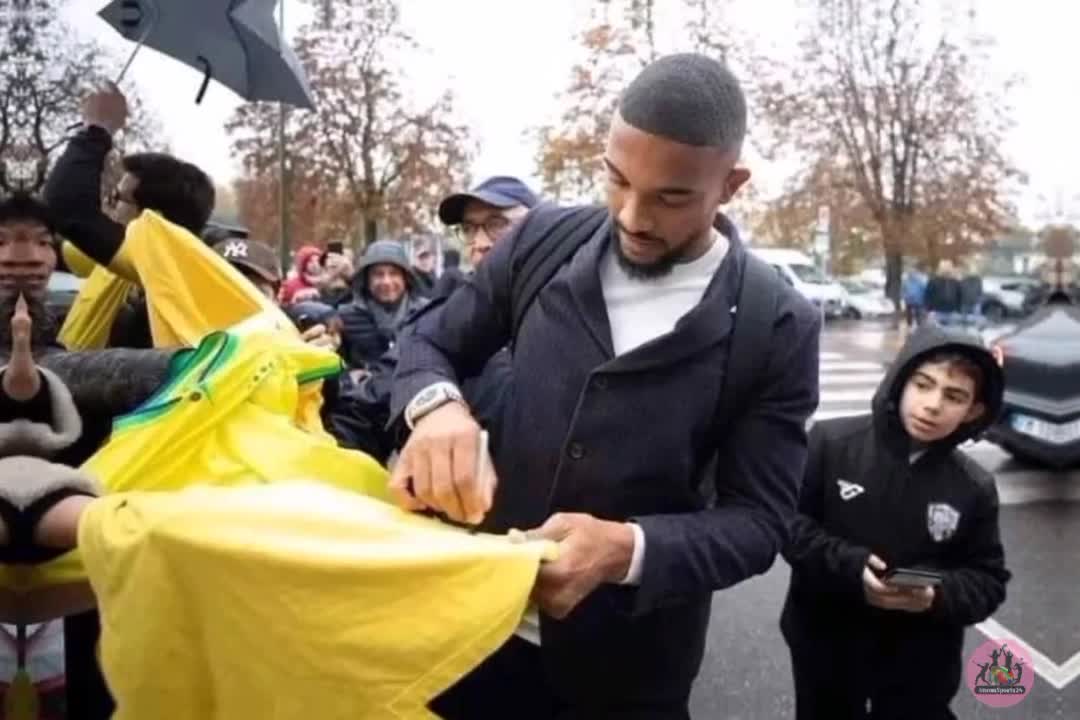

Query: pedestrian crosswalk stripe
left=814, top=409, right=869, bottom=421
left=819, top=361, right=884, bottom=372
left=821, top=389, right=885, bottom=403
left=976, top=617, right=1080, bottom=690
left=819, top=372, right=884, bottom=385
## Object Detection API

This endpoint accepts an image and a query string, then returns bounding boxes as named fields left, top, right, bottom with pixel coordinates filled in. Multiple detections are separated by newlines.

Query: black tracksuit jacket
left=781, top=325, right=1011, bottom=719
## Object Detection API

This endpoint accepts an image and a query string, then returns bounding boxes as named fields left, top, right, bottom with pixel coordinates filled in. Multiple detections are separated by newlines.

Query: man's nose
left=616, top=195, right=652, bottom=235
left=471, top=226, right=494, bottom=246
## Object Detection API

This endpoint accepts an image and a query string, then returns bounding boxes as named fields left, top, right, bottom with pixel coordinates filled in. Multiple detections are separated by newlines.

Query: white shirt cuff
left=619, top=522, right=645, bottom=586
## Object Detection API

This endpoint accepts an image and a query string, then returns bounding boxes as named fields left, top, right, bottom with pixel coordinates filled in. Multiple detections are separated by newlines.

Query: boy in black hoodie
left=781, top=324, right=1010, bottom=719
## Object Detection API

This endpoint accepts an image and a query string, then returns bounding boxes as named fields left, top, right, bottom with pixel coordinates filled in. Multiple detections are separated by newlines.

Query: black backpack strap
left=509, top=205, right=609, bottom=339
left=713, top=252, right=783, bottom=435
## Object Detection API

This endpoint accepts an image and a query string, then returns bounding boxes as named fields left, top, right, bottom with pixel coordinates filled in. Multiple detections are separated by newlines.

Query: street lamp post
left=815, top=205, right=831, bottom=275
left=277, top=0, right=291, bottom=270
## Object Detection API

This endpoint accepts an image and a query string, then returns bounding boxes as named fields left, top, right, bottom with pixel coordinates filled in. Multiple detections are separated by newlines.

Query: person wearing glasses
left=44, top=83, right=215, bottom=349
left=344, top=179, right=539, bottom=462
left=432, top=176, right=539, bottom=299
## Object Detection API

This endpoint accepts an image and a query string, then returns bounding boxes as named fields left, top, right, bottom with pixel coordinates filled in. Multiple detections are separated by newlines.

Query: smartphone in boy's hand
left=883, top=568, right=944, bottom=589
left=862, top=554, right=935, bottom=613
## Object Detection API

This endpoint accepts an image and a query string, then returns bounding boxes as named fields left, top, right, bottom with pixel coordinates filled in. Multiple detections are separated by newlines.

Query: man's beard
left=611, top=224, right=683, bottom=280
left=0, top=292, right=58, bottom=354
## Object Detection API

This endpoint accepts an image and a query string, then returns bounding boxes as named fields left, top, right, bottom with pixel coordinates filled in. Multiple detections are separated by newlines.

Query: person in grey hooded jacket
left=338, top=240, right=429, bottom=370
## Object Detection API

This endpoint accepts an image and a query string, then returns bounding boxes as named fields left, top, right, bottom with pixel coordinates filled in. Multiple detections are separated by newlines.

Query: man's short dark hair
left=0, top=192, right=57, bottom=235
left=618, top=53, right=747, bottom=152
left=122, top=153, right=215, bottom=235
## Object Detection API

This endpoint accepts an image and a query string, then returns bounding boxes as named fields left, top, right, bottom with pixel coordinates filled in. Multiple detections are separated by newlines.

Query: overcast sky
left=62, top=0, right=1080, bottom=227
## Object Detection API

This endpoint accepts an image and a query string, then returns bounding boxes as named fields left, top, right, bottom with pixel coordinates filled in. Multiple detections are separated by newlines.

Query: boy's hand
left=862, top=554, right=935, bottom=613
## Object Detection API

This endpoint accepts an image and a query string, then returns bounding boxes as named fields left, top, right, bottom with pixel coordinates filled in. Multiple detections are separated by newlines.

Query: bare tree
left=0, top=0, right=161, bottom=193
left=752, top=157, right=880, bottom=276
left=534, top=0, right=732, bottom=202
left=754, top=0, right=1023, bottom=305
left=227, top=0, right=474, bottom=250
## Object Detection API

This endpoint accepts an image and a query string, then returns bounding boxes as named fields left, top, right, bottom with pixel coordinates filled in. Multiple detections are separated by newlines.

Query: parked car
left=46, top=270, right=84, bottom=324
left=751, top=248, right=848, bottom=319
left=979, top=276, right=1041, bottom=323
left=984, top=291, right=1080, bottom=468
left=838, top=279, right=894, bottom=319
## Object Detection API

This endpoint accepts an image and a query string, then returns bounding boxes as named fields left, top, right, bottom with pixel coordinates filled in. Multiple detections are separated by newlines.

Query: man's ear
left=964, top=402, right=986, bottom=424
left=719, top=167, right=751, bottom=204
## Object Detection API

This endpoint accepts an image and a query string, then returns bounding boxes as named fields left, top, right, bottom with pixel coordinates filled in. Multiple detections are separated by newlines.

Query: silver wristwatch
left=405, top=382, right=465, bottom=429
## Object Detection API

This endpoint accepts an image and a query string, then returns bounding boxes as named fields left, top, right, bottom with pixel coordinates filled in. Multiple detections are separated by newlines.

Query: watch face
left=417, top=387, right=438, bottom=405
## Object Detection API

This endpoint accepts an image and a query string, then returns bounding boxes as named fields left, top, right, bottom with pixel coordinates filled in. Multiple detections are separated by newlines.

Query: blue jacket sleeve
left=631, top=299, right=822, bottom=613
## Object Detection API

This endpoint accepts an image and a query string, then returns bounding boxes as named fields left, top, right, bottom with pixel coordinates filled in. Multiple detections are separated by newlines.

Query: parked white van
left=750, top=247, right=848, bottom=318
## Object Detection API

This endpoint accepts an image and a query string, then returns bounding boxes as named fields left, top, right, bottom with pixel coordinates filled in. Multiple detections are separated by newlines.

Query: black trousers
left=430, top=636, right=563, bottom=720
left=790, top=648, right=957, bottom=720
left=64, top=610, right=114, bottom=720
left=430, top=637, right=691, bottom=720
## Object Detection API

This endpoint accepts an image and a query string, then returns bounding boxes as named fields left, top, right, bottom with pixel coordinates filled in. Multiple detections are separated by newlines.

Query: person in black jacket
left=959, top=264, right=984, bottom=328
left=392, top=55, right=818, bottom=719
left=923, top=260, right=964, bottom=327
left=781, top=323, right=1010, bottom=720
left=410, top=241, right=438, bottom=298
left=44, top=83, right=215, bottom=349
left=431, top=248, right=467, bottom=300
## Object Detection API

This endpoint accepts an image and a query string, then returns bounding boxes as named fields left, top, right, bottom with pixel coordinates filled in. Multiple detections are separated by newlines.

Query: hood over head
left=293, top=246, right=323, bottom=273
left=351, top=240, right=417, bottom=299
left=872, top=323, right=1005, bottom=454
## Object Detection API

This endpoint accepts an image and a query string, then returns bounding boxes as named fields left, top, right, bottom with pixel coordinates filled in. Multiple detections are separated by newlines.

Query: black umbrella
left=97, top=0, right=315, bottom=109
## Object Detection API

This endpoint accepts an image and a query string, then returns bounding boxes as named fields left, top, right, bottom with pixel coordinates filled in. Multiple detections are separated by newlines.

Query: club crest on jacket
left=927, top=503, right=961, bottom=542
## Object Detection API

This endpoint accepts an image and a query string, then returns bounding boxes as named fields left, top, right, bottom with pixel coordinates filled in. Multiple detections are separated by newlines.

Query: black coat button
left=593, top=377, right=608, bottom=390
left=568, top=442, right=585, bottom=460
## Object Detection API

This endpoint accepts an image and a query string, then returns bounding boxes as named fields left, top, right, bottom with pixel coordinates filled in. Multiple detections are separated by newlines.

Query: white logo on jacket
left=927, top=503, right=961, bottom=542
left=837, top=480, right=865, bottom=501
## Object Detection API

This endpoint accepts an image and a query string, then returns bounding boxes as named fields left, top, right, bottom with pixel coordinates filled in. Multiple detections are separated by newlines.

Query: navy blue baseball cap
left=437, top=176, right=540, bottom=226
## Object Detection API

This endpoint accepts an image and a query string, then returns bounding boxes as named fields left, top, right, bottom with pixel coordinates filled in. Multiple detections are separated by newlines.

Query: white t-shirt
left=600, top=231, right=729, bottom=355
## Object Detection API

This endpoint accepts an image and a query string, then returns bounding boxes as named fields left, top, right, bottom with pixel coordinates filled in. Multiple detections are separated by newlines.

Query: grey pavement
left=690, top=320, right=1076, bottom=719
